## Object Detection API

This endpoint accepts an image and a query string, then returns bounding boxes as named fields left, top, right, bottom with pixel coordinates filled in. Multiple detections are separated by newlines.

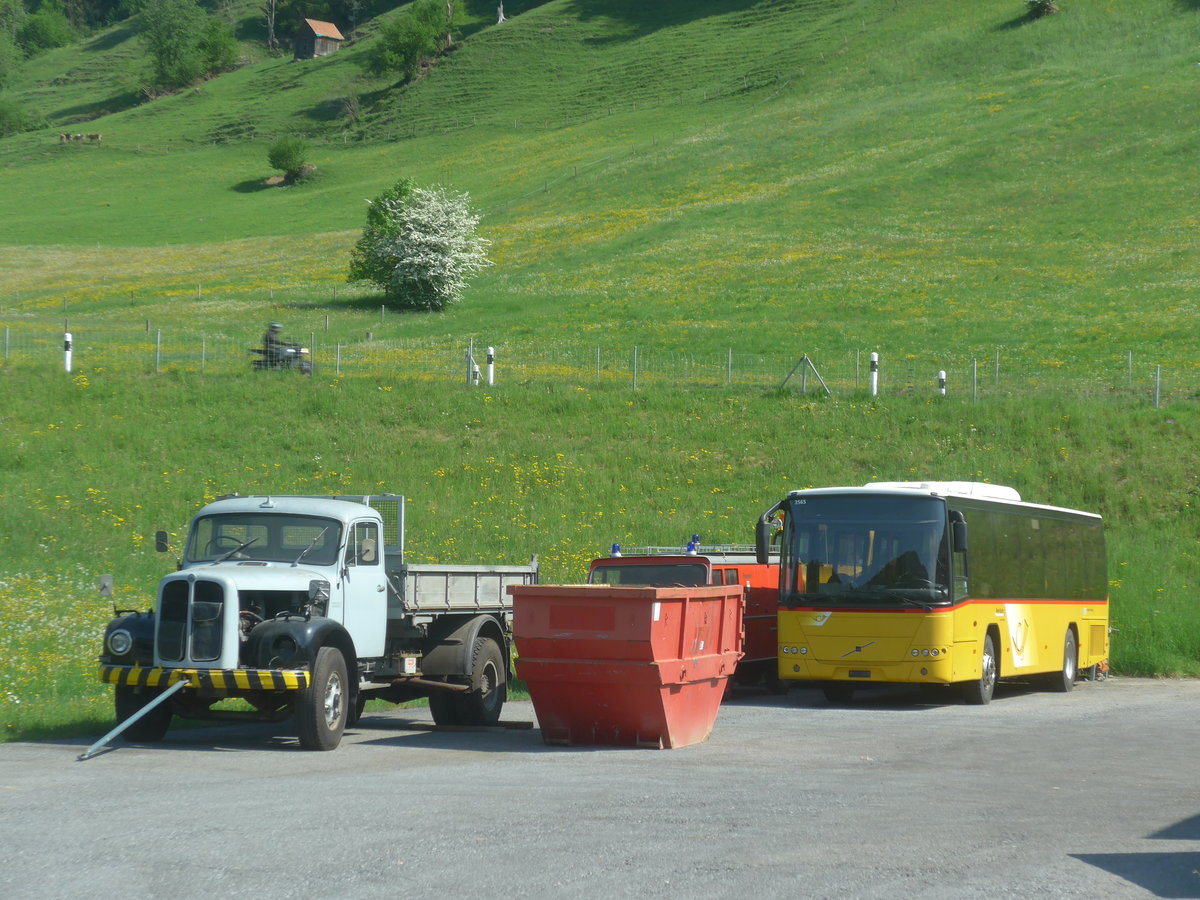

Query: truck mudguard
left=420, top=614, right=509, bottom=679
left=245, top=616, right=357, bottom=672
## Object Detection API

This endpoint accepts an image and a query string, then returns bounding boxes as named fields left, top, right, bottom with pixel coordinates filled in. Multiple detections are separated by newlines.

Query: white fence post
left=869, top=352, right=879, bottom=396
left=64, top=331, right=72, bottom=373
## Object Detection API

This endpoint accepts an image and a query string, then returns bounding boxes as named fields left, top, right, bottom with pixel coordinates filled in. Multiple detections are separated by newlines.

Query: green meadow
left=1, top=0, right=1197, bottom=739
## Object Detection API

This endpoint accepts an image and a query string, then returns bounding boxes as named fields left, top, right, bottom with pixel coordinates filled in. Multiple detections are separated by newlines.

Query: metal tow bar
left=77, top=679, right=188, bottom=761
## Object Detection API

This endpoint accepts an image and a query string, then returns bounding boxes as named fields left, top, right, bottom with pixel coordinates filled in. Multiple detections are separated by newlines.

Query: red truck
left=587, top=537, right=784, bottom=690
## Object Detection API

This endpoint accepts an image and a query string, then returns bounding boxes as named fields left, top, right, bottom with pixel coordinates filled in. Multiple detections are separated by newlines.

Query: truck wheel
left=428, top=690, right=460, bottom=726
left=455, top=636, right=506, bottom=726
left=114, top=684, right=173, bottom=742
left=296, top=647, right=347, bottom=751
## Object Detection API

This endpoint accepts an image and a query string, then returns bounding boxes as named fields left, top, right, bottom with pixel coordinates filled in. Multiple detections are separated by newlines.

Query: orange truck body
left=587, top=547, right=782, bottom=688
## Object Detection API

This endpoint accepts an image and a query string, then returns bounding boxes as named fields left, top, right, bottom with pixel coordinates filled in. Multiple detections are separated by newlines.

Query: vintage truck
left=98, top=494, right=538, bottom=750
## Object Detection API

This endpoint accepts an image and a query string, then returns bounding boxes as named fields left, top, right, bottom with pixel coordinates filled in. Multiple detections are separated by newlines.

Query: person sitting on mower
left=262, top=322, right=287, bottom=365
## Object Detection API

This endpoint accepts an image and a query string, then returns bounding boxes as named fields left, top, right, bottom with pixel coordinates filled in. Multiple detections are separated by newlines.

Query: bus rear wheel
left=962, top=633, right=997, bottom=705
left=1046, top=629, right=1077, bottom=693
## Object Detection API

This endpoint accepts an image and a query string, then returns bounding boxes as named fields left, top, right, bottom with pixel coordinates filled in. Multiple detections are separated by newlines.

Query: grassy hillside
left=2, top=0, right=1197, bottom=368
left=1, top=0, right=1198, bottom=739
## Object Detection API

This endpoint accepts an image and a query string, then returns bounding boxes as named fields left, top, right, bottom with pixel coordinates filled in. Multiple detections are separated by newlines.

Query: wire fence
left=0, top=321, right=1191, bottom=407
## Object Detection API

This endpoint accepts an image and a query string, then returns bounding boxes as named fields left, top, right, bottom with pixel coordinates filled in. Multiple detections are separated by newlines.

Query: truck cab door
left=338, top=520, right=388, bottom=658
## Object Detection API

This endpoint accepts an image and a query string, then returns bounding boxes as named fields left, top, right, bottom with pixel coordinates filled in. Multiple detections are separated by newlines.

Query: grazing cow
left=58, top=132, right=69, bottom=143
left=72, top=134, right=84, bottom=141
left=85, top=133, right=102, bottom=142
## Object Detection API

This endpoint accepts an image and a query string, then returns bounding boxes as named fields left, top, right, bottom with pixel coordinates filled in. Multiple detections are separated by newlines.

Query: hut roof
left=302, top=19, right=345, bottom=41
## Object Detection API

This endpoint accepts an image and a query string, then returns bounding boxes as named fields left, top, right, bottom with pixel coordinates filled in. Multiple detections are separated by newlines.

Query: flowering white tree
left=348, top=180, right=491, bottom=311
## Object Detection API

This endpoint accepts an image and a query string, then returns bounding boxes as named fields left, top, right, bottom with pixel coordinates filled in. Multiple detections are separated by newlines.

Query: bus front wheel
left=962, top=633, right=997, bottom=705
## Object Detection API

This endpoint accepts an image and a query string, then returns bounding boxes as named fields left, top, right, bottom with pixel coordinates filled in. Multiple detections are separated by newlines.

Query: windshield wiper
left=293, top=527, right=330, bottom=566
left=215, top=537, right=258, bottom=563
left=783, top=586, right=945, bottom=611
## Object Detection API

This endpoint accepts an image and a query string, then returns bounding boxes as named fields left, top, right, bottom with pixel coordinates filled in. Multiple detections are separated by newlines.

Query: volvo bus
left=755, top=482, right=1108, bottom=704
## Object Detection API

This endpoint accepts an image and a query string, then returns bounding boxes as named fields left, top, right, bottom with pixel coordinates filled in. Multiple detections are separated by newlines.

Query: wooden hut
left=294, top=19, right=345, bottom=59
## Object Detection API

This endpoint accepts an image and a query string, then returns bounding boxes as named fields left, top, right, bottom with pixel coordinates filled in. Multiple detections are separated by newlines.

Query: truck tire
left=428, top=690, right=460, bottom=727
left=455, top=636, right=506, bottom=726
left=115, top=684, right=173, bottom=742
left=296, top=647, right=348, bottom=751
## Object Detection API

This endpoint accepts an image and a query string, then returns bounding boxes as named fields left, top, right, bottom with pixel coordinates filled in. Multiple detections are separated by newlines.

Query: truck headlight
left=107, top=629, right=133, bottom=656
left=308, top=579, right=330, bottom=616
left=272, top=635, right=299, bottom=665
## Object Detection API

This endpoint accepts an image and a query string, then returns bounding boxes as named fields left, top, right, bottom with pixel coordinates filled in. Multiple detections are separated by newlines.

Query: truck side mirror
left=155, top=530, right=170, bottom=553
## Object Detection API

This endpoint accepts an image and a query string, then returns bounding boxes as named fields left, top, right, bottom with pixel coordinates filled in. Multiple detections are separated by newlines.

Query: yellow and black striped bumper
left=99, top=665, right=310, bottom=692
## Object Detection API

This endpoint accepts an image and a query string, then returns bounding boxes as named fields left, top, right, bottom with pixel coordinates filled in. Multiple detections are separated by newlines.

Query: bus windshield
left=780, top=494, right=950, bottom=608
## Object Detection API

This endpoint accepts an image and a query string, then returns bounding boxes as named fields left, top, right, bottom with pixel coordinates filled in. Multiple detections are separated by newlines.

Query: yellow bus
left=754, top=482, right=1108, bottom=704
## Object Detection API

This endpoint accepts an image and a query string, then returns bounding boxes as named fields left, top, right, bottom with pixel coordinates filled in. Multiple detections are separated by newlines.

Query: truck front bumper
left=99, top=665, right=311, bottom=693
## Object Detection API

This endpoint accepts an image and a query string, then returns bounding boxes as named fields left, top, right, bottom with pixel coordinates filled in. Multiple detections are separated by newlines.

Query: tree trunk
left=263, top=0, right=279, bottom=51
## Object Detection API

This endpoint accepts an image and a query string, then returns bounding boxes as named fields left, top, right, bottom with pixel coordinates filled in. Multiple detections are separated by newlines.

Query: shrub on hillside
left=0, top=96, right=42, bottom=135
left=17, top=1, right=75, bottom=55
left=1025, top=0, right=1060, bottom=17
left=196, top=16, right=238, bottom=75
left=137, top=0, right=238, bottom=90
left=0, top=33, right=20, bottom=91
left=267, top=136, right=310, bottom=180
left=368, top=0, right=452, bottom=81
left=348, top=178, right=491, bottom=311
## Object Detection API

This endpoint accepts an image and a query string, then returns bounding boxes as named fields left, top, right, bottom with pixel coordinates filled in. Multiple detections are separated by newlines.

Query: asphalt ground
left=1, top=676, right=1198, bottom=899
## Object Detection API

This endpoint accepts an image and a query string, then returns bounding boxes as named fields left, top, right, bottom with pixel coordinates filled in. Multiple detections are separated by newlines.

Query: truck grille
left=159, top=579, right=226, bottom=663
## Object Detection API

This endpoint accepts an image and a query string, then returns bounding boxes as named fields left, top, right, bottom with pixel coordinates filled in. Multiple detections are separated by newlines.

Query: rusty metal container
left=510, top=584, right=744, bottom=749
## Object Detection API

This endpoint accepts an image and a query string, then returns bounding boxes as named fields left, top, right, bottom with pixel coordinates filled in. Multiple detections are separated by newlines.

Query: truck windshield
left=187, top=513, right=342, bottom=566
left=589, top=563, right=709, bottom=586
left=779, top=494, right=950, bottom=608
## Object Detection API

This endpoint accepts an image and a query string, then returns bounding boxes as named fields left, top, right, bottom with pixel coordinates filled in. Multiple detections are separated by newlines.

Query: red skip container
left=509, top=584, right=744, bottom=749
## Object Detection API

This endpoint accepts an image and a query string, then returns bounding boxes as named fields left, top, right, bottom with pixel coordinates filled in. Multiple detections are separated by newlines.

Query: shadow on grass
left=231, top=178, right=275, bottom=193
left=567, top=0, right=764, bottom=44
left=458, top=0, right=556, bottom=41
left=52, top=89, right=144, bottom=125
left=81, top=23, right=138, bottom=53
left=993, top=8, right=1057, bottom=31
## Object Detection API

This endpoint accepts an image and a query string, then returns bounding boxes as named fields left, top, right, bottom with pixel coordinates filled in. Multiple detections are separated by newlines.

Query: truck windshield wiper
left=293, top=527, right=330, bottom=566
left=215, top=537, right=258, bottom=563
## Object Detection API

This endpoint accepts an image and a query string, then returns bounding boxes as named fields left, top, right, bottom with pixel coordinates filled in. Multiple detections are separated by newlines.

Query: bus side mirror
left=950, top=512, right=968, bottom=552
left=755, top=519, right=771, bottom=564
left=155, top=531, right=170, bottom=553
left=755, top=504, right=781, bottom=564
